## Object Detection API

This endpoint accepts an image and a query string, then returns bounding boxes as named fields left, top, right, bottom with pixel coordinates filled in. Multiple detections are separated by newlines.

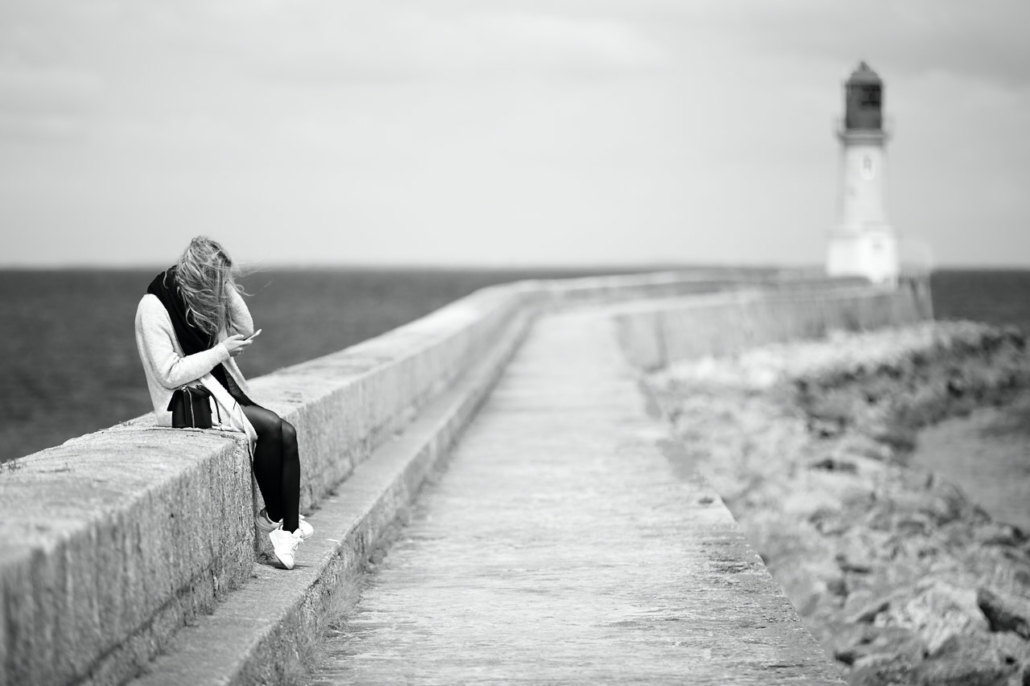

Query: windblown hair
left=175, top=236, right=244, bottom=336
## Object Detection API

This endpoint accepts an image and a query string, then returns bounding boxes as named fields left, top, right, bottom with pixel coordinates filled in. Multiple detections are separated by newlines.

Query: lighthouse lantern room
left=827, top=62, right=899, bottom=285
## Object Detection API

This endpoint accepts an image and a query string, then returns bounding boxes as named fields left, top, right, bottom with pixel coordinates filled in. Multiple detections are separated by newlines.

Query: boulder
left=809, top=456, right=859, bottom=473
left=962, top=547, right=1030, bottom=599
left=837, top=433, right=896, bottom=463
left=979, top=587, right=1030, bottom=639
left=648, top=322, right=1030, bottom=686
left=844, top=591, right=891, bottom=624
left=876, top=580, right=988, bottom=654
left=915, top=659, right=1009, bottom=686
left=834, top=529, right=892, bottom=575
left=829, top=623, right=924, bottom=668
left=771, top=556, right=847, bottom=617
left=916, top=631, right=1027, bottom=686
left=975, top=522, right=1029, bottom=548
left=849, top=652, right=918, bottom=686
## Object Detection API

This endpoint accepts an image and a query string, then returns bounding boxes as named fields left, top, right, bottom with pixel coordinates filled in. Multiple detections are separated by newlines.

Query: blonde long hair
left=176, top=236, right=244, bottom=336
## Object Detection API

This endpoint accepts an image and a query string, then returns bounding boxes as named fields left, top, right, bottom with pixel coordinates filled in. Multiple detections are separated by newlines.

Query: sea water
left=1, top=268, right=1027, bottom=463
left=0, top=266, right=656, bottom=462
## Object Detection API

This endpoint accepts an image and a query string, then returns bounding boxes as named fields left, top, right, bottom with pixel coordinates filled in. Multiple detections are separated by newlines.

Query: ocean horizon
left=1, top=266, right=1028, bottom=463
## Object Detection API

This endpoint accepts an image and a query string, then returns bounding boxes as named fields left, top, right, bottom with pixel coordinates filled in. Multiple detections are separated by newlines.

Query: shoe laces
left=282, top=527, right=304, bottom=551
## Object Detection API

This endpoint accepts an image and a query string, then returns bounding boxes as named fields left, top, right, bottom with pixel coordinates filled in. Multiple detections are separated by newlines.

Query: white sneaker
left=257, top=509, right=314, bottom=540
left=268, top=527, right=303, bottom=570
left=256, top=508, right=279, bottom=534
left=296, top=515, right=314, bottom=540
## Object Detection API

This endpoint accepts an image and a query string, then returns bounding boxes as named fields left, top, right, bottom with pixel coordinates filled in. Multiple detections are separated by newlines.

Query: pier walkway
left=5, top=276, right=927, bottom=686
left=308, top=306, right=841, bottom=684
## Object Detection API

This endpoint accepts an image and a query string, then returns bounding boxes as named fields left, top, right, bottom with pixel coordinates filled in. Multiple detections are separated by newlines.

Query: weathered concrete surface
left=1, top=288, right=528, bottom=686
left=0, top=429, right=254, bottom=686
left=0, top=271, right=813, bottom=686
left=130, top=304, right=530, bottom=686
left=311, top=308, right=844, bottom=684
left=614, top=279, right=932, bottom=371
left=0, top=270, right=865, bottom=686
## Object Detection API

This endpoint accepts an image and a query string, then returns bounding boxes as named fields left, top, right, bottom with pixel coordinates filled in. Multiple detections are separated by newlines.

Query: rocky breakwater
left=647, top=321, right=1030, bottom=685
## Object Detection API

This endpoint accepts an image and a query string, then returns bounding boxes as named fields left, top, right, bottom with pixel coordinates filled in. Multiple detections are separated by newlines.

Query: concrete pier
left=310, top=307, right=842, bottom=684
left=0, top=273, right=928, bottom=685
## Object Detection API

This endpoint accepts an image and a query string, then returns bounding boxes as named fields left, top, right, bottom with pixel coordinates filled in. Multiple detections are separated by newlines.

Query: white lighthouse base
left=827, top=229, right=899, bottom=285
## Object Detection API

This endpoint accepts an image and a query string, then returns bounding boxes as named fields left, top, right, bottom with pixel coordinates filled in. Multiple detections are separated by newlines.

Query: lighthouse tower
left=828, top=62, right=899, bottom=284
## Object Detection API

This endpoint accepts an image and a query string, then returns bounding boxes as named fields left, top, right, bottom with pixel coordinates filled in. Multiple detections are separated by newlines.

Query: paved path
left=309, top=308, right=842, bottom=685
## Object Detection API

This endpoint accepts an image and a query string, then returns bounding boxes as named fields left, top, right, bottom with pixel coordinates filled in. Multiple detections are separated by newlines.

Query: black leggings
left=242, top=405, right=301, bottom=533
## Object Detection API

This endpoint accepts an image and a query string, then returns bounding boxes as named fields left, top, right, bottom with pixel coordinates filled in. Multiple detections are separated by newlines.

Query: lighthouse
left=827, top=62, right=899, bottom=284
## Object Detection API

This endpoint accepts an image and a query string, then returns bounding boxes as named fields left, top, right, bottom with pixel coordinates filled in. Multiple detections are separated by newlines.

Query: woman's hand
left=222, top=334, right=253, bottom=358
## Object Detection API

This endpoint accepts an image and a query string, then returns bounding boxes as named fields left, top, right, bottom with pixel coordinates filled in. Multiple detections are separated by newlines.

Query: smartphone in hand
left=246, top=329, right=262, bottom=341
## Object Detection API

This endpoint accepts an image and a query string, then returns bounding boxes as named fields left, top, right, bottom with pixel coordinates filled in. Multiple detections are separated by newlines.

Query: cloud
left=0, top=66, right=101, bottom=111
left=0, top=0, right=1027, bottom=266
left=149, top=3, right=667, bottom=84
left=0, top=1, right=110, bottom=141
left=690, top=0, right=1030, bottom=89
left=0, top=113, right=88, bottom=141
left=0, top=66, right=100, bottom=140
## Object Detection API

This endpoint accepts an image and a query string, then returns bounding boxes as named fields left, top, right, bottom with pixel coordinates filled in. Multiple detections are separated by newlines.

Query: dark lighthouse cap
left=843, top=61, right=884, bottom=131
left=846, top=61, right=882, bottom=86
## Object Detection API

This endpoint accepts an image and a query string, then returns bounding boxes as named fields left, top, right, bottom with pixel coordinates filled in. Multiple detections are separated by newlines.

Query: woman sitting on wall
left=134, top=236, right=312, bottom=569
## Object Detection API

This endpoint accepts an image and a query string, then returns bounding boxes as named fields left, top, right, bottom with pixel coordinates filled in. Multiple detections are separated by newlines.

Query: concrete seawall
left=0, top=271, right=929, bottom=686
left=614, top=278, right=932, bottom=371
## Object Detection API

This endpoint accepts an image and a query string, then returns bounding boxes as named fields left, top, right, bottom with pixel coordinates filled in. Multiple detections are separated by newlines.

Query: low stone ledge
left=0, top=429, right=254, bottom=686
left=2, top=288, right=536, bottom=685
left=538, top=269, right=868, bottom=307
left=614, top=284, right=933, bottom=371
left=132, top=300, right=531, bottom=686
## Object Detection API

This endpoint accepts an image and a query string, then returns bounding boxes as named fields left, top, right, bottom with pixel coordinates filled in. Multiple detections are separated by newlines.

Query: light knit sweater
left=134, top=287, right=258, bottom=448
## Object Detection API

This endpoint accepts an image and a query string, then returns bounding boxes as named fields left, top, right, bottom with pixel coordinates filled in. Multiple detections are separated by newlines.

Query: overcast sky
left=1, top=0, right=1028, bottom=268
